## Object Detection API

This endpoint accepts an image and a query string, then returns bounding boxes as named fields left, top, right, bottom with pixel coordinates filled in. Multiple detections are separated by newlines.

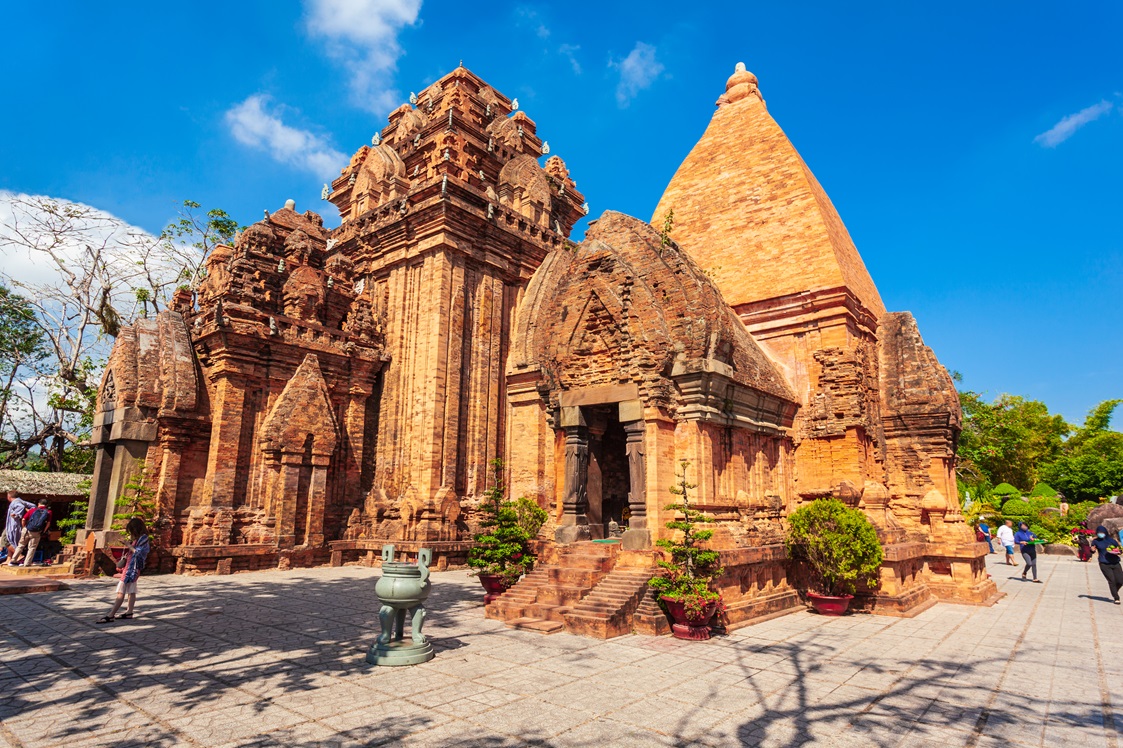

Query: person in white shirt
left=996, top=520, right=1017, bottom=566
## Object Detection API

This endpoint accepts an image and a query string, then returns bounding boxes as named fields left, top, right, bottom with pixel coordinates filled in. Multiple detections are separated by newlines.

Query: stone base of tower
left=923, top=541, right=1002, bottom=605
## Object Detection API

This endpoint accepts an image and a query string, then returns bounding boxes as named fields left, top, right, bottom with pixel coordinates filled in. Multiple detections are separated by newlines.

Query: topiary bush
left=1029, top=483, right=1058, bottom=499
left=1002, top=499, right=1032, bottom=518
left=787, top=498, right=883, bottom=597
left=993, top=483, right=1022, bottom=501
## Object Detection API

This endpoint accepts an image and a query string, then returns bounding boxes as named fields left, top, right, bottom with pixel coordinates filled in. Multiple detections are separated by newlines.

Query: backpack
left=26, top=507, right=49, bottom=533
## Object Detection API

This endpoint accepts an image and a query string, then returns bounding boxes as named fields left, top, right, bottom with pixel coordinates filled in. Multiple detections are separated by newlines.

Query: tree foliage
left=0, top=196, right=235, bottom=472
left=786, top=499, right=883, bottom=597
left=956, top=391, right=1070, bottom=495
left=649, top=460, right=724, bottom=617
left=1040, top=400, right=1123, bottom=502
left=466, top=459, right=546, bottom=586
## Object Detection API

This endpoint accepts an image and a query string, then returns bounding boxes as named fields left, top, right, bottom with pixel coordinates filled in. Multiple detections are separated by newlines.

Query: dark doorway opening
left=583, top=404, right=630, bottom=539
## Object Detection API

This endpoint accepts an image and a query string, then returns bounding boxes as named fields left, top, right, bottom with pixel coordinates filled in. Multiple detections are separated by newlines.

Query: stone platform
left=0, top=554, right=1118, bottom=747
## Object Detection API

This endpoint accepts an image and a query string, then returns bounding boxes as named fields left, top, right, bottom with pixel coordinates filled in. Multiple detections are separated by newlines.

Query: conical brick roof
left=652, top=64, right=886, bottom=319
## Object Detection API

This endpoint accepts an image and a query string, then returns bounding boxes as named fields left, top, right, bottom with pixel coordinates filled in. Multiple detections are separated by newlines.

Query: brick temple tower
left=326, top=66, right=587, bottom=549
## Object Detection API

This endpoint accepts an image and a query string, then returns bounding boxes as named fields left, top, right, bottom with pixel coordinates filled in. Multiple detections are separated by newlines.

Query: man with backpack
left=7, top=500, right=52, bottom=567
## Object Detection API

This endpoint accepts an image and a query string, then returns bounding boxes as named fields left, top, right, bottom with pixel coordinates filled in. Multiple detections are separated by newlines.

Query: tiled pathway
left=0, top=553, right=1119, bottom=747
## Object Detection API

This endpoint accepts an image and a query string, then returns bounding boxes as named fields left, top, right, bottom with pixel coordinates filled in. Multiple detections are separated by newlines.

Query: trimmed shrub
left=1002, top=499, right=1032, bottom=518
left=1029, top=483, right=1058, bottom=498
left=787, top=498, right=883, bottom=597
left=1029, top=496, right=1060, bottom=513
left=993, top=483, right=1022, bottom=500
left=1029, top=523, right=1056, bottom=545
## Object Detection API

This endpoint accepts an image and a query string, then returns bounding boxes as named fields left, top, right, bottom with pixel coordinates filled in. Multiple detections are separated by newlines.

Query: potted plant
left=649, top=460, right=724, bottom=640
left=786, top=498, right=883, bottom=616
left=467, top=459, right=548, bottom=603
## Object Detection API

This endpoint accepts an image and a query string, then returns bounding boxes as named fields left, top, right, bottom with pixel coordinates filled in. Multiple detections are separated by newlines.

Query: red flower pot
left=478, top=573, right=510, bottom=604
left=661, top=596, right=717, bottom=640
left=807, top=592, right=854, bottom=616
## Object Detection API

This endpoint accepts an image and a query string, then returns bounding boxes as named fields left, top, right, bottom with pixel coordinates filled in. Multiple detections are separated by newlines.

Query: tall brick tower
left=326, top=66, right=586, bottom=542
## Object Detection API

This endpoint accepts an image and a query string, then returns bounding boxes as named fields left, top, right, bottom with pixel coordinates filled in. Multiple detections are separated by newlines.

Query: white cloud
left=1034, top=100, right=1115, bottom=148
left=611, top=42, right=664, bottom=107
left=225, top=95, right=346, bottom=177
left=305, top=0, right=422, bottom=113
left=559, top=43, right=581, bottom=75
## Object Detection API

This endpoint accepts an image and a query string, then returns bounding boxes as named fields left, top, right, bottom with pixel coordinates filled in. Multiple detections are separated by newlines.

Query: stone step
left=546, top=567, right=607, bottom=587
left=506, top=617, right=565, bottom=634
left=535, top=584, right=591, bottom=606
left=562, top=568, right=654, bottom=639
left=0, top=577, right=67, bottom=595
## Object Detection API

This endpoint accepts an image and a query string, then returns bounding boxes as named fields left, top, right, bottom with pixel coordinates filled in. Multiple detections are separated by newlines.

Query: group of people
left=4, top=498, right=52, bottom=567
left=976, top=517, right=1122, bottom=604
left=4, top=495, right=151, bottom=622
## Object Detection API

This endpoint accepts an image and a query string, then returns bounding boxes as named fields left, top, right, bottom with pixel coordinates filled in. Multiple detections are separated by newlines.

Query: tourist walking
left=997, top=520, right=1017, bottom=566
left=1090, top=525, right=1123, bottom=605
left=978, top=520, right=994, bottom=553
left=7, top=500, right=52, bottom=567
left=1014, top=522, right=1041, bottom=583
left=3, top=497, right=34, bottom=560
left=96, top=518, right=150, bottom=624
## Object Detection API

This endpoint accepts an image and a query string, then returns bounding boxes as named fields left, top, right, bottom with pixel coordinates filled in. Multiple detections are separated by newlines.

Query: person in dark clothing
left=1014, top=522, right=1041, bottom=583
left=1090, top=525, right=1123, bottom=605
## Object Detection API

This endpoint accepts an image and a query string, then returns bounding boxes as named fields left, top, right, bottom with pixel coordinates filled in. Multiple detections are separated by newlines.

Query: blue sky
left=1, top=1, right=1120, bottom=426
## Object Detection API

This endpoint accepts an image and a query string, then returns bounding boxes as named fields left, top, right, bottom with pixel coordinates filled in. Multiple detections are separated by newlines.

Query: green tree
left=1040, top=400, right=1123, bottom=502
left=0, top=284, right=50, bottom=467
left=466, top=459, right=546, bottom=586
left=649, top=460, right=724, bottom=617
left=956, top=390, right=1070, bottom=494
left=787, top=499, right=883, bottom=597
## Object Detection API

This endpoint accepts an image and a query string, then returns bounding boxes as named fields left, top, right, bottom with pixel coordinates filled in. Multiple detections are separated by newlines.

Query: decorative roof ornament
left=348, top=172, right=357, bottom=186
left=511, top=97, right=519, bottom=111
left=284, top=199, right=296, bottom=211
left=372, top=132, right=382, bottom=146
left=398, top=198, right=408, bottom=215
left=485, top=103, right=492, bottom=117
left=441, top=175, right=448, bottom=198
left=478, top=169, right=486, bottom=181
left=413, top=133, right=421, bottom=147
left=735, top=61, right=747, bottom=73
left=320, top=183, right=329, bottom=200
left=326, top=238, right=338, bottom=251
left=263, top=209, right=270, bottom=220
left=487, top=203, right=494, bottom=220
left=277, top=258, right=285, bottom=273
left=517, top=125, right=524, bottom=138
left=409, top=91, right=418, bottom=106
left=582, top=202, right=590, bottom=215
left=354, top=277, right=365, bottom=295
left=554, top=219, right=563, bottom=234
left=541, top=141, right=550, bottom=155
left=326, top=276, right=334, bottom=289
left=447, top=109, right=454, bottom=129
left=411, top=164, right=420, bottom=177
left=487, top=137, right=494, bottom=152
left=269, top=316, right=279, bottom=336
left=442, top=148, right=450, bottom=161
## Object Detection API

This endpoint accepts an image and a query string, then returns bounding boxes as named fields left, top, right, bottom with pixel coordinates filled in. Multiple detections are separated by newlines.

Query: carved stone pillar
left=556, top=423, right=591, bottom=543
left=621, top=418, right=650, bottom=549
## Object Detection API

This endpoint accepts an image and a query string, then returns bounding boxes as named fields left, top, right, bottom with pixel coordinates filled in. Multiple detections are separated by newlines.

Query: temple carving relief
left=82, top=64, right=995, bottom=618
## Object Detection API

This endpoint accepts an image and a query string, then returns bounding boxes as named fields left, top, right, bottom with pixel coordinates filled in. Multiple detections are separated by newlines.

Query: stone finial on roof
left=717, top=62, right=763, bottom=109
left=284, top=199, right=296, bottom=211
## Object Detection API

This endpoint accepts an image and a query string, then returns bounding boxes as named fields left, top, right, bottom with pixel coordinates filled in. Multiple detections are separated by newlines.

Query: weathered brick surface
left=83, top=64, right=996, bottom=611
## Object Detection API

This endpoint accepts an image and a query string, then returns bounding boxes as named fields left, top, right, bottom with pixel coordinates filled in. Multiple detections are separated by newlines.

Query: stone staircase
left=486, top=541, right=658, bottom=638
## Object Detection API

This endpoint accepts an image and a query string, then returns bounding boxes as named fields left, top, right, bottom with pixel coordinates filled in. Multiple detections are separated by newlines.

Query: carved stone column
left=556, top=422, right=591, bottom=543
left=621, top=418, right=650, bottom=549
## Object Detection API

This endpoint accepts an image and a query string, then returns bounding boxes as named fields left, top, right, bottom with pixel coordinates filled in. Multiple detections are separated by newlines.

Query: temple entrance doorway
left=584, top=405, right=630, bottom=539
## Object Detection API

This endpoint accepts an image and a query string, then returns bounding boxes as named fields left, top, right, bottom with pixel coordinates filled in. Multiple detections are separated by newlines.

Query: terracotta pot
left=478, top=573, right=510, bottom=604
left=807, top=592, right=854, bottom=616
left=661, top=596, right=717, bottom=640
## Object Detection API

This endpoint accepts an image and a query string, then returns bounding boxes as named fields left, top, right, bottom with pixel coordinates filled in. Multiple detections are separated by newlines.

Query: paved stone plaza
left=0, top=554, right=1119, bottom=748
